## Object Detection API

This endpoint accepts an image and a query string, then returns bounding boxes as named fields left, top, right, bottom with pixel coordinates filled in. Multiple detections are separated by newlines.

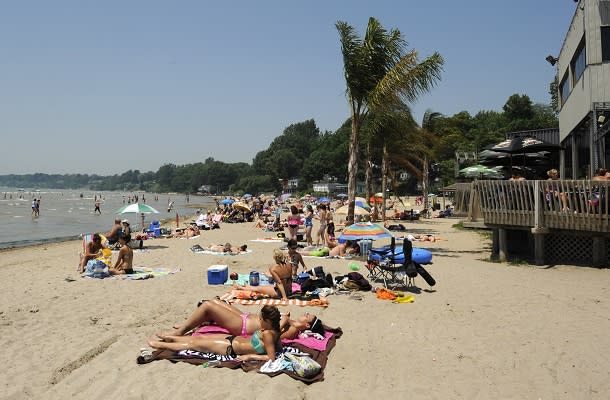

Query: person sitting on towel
left=233, top=249, right=292, bottom=299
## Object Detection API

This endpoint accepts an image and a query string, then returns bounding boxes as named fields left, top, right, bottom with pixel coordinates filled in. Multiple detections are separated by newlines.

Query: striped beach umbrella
left=338, top=222, right=393, bottom=241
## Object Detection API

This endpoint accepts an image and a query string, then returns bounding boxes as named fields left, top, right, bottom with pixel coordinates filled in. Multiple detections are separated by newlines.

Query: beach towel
left=219, top=291, right=328, bottom=307
left=136, top=330, right=341, bottom=383
left=189, top=244, right=252, bottom=255
left=193, top=325, right=336, bottom=352
left=249, top=238, right=284, bottom=243
left=111, top=266, right=180, bottom=280
left=224, top=273, right=273, bottom=286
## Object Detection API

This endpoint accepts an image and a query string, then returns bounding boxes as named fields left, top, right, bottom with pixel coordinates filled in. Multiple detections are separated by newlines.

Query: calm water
left=0, top=187, right=216, bottom=249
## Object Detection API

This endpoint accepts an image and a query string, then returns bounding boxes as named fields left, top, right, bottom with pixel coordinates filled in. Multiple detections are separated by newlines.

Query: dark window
left=560, top=73, right=570, bottom=106
left=572, top=39, right=586, bottom=83
left=602, top=26, right=610, bottom=61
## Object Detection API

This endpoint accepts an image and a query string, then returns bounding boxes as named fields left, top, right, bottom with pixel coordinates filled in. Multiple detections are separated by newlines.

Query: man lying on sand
left=206, top=243, right=248, bottom=253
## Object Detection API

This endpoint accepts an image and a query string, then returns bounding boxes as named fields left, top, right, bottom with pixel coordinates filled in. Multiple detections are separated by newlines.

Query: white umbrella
left=116, top=203, right=160, bottom=230
left=335, top=204, right=370, bottom=215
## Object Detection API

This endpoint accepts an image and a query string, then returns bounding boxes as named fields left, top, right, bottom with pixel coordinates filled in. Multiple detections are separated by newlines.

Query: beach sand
left=0, top=213, right=609, bottom=399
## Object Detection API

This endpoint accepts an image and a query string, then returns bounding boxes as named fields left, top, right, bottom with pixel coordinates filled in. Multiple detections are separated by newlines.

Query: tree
left=336, top=17, right=444, bottom=223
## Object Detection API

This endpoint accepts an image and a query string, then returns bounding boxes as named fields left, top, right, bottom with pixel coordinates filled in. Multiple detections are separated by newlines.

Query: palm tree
left=336, top=17, right=444, bottom=223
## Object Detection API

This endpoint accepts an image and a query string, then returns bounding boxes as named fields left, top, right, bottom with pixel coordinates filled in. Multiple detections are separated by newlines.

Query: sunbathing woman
left=233, top=249, right=293, bottom=299
left=160, top=298, right=324, bottom=339
left=149, top=305, right=282, bottom=362
left=206, top=243, right=248, bottom=253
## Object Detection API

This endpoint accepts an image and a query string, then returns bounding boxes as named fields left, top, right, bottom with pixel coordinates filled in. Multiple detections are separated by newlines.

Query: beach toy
left=348, top=261, right=360, bottom=271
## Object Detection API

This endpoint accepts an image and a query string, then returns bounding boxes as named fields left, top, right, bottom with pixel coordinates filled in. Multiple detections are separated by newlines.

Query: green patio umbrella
left=458, top=164, right=503, bottom=179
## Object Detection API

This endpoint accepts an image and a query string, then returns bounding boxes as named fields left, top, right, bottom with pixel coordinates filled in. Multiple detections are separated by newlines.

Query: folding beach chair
left=367, top=237, right=417, bottom=289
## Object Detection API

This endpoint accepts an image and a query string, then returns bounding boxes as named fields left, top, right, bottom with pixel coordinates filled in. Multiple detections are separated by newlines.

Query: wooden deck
left=474, top=180, right=609, bottom=233
left=466, top=180, right=609, bottom=266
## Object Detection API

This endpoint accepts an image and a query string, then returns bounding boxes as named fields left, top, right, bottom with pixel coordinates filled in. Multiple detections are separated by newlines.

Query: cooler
left=207, top=265, right=228, bottom=285
left=359, top=239, right=373, bottom=257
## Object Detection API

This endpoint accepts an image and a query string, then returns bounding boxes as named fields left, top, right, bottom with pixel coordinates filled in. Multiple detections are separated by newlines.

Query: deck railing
left=474, top=180, right=610, bottom=233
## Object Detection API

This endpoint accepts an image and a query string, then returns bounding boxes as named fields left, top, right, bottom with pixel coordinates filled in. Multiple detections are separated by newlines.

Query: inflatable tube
left=369, top=245, right=433, bottom=265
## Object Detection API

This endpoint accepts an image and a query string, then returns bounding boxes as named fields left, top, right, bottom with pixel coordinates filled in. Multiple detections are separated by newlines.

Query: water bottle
left=202, top=360, right=221, bottom=368
left=249, top=271, right=260, bottom=286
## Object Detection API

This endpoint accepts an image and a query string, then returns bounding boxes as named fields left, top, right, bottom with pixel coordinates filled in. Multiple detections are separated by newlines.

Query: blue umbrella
left=355, top=201, right=371, bottom=210
left=221, top=198, right=235, bottom=205
left=318, top=197, right=331, bottom=203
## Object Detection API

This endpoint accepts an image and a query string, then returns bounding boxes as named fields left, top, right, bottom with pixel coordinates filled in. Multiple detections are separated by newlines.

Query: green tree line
left=0, top=94, right=556, bottom=195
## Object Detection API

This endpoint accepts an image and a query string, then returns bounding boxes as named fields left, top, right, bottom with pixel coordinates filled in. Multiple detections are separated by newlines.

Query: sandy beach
left=1, top=213, right=609, bottom=399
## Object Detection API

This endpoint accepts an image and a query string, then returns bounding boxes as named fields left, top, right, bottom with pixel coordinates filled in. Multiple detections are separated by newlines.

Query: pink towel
left=282, top=331, right=334, bottom=351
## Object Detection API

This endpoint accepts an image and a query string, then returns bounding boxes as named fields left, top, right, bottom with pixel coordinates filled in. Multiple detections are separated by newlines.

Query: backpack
left=345, top=272, right=372, bottom=291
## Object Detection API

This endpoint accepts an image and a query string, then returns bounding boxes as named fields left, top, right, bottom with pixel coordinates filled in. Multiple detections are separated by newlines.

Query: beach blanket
left=136, top=330, right=341, bottom=383
left=111, top=266, right=180, bottom=280
left=189, top=244, right=252, bottom=255
left=219, top=291, right=328, bottom=307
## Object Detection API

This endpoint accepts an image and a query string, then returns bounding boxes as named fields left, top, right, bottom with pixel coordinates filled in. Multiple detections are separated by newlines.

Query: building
left=555, top=0, right=610, bottom=178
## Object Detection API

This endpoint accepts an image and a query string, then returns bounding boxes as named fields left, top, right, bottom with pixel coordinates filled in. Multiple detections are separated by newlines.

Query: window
left=560, top=73, right=570, bottom=106
left=571, top=39, right=586, bottom=84
left=602, top=26, right=610, bottom=61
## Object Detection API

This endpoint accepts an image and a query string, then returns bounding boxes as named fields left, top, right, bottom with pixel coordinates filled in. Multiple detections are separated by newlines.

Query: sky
left=0, top=0, right=578, bottom=175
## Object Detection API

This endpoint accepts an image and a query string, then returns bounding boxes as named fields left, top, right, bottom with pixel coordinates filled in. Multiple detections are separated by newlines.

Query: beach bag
left=83, top=259, right=110, bottom=279
left=284, top=353, right=321, bottom=378
left=345, top=272, right=372, bottom=291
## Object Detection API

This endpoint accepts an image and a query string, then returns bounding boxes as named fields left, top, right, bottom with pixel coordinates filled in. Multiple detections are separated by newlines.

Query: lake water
left=0, top=187, right=216, bottom=249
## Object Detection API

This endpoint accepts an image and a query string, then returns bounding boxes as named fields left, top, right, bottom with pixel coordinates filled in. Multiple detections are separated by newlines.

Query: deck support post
left=498, top=228, right=507, bottom=262
left=592, top=236, right=605, bottom=267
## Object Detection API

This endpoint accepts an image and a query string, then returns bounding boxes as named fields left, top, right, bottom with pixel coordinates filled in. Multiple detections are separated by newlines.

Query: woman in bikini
left=286, top=205, right=301, bottom=241
left=315, top=204, right=328, bottom=246
left=303, top=205, right=314, bottom=246
left=109, top=234, right=134, bottom=275
left=233, top=249, right=293, bottom=300
left=149, top=305, right=283, bottom=362
left=159, top=298, right=324, bottom=340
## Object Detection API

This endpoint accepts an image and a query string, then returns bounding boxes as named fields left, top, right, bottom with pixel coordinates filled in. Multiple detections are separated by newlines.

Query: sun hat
left=121, top=219, right=130, bottom=224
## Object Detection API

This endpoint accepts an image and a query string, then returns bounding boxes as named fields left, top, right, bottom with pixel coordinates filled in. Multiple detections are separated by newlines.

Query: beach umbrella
left=355, top=200, right=371, bottom=210
left=338, top=222, right=393, bottom=241
left=221, top=198, right=235, bottom=205
left=279, top=193, right=293, bottom=202
left=232, top=202, right=251, bottom=212
left=116, top=203, right=160, bottom=230
left=242, top=193, right=252, bottom=199
left=369, top=196, right=384, bottom=204
left=488, top=137, right=562, bottom=154
left=335, top=204, right=370, bottom=215
left=458, top=164, right=503, bottom=179
left=318, top=197, right=331, bottom=203
left=337, top=193, right=348, bottom=198
left=116, top=203, right=160, bottom=215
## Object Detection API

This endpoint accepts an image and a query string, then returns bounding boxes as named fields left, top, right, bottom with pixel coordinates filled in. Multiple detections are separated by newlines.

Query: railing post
left=531, top=180, right=548, bottom=266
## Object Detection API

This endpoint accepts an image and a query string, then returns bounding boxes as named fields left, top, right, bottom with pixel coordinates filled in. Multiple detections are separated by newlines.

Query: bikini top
left=250, top=330, right=266, bottom=354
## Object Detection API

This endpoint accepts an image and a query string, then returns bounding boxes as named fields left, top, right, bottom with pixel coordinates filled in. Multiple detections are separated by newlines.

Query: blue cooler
left=207, top=265, right=228, bottom=285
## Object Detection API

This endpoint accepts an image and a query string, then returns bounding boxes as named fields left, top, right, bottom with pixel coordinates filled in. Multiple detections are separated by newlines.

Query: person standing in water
left=94, top=199, right=102, bottom=214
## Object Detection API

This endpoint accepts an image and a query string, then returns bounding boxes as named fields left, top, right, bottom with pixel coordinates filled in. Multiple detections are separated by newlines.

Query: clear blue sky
left=0, top=0, right=577, bottom=175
